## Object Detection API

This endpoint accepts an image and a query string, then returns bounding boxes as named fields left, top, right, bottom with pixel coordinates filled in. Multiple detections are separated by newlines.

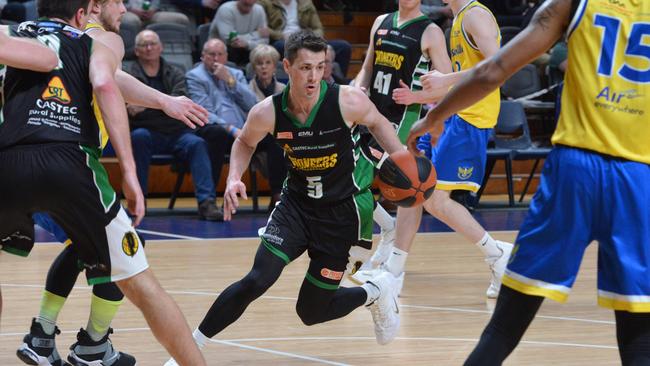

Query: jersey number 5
left=373, top=71, right=393, bottom=95
left=306, top=176, right=323, bottom=199
left=594, top=14, right=650, bottom=83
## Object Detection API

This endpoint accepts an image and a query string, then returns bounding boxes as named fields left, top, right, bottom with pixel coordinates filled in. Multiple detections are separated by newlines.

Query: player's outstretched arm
left=87, top=28, right=208, bottom=128
left=340, top=86, right=403, bottom=154
left=115, top=71, right=209, bottom=128
left=90, top=42, right=145, bottom=226
left=353, top=14, right=387, bottom=90
left=0, top=27, right=58, bottom=72
left=223, top=97, right=275, bottom=220
left=407, top=0, right=572, bottom=152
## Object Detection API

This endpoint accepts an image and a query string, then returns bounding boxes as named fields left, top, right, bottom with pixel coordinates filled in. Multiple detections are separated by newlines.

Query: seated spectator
left=323, top=44, right=347, bottom=85
left=126, top=30, right=223, bottom=220
left=549, top=40, right=568, bottom=74
left=248, top=44, right=285, bottom=100
left=187, top=38, right=288, bottom=209
left=210, top=0, right=269, bottom=66
left=122, top=0, right=190, bottom=30
left=259, top=0, right=352, bottom=76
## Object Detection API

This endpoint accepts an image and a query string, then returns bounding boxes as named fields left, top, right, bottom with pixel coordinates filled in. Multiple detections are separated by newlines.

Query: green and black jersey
left=272, top=81, right=374, bottom=204
left=370, top=12, right=431, bottom=143
left=0, top=21, right=98, bottom=151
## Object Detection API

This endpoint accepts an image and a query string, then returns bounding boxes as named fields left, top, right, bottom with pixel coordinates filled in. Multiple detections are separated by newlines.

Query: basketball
left=377, top=150, right=437, bottom=208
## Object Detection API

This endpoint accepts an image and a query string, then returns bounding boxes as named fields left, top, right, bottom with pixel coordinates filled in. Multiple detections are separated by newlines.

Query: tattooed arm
left=406, top=0, right=573, bottom=151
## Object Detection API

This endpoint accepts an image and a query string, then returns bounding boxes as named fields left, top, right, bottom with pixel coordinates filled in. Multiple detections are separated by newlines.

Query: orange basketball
left=377, top=150, right=437, bottom=208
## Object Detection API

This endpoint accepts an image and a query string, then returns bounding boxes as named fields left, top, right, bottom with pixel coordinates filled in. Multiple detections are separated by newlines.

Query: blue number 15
left=594, top=14, right=650, bottom=83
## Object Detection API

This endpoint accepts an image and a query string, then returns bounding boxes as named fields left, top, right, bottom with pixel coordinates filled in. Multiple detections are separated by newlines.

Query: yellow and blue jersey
left=555, top=0, right=650, bottom=164
left=449, top=0, right=500, bottom=128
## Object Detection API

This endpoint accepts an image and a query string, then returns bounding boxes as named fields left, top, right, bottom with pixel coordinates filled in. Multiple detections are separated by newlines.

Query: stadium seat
left=146, top=22, right=194, bottom=71
left=501, top=64, right=542, bottom=100
left=197, top=23, right=211, bottom=51
left=119, top=21, right=139, bottom=60
left=500, top=26, right=521, bottom=46
left=477, top=101, right=550, bottom=206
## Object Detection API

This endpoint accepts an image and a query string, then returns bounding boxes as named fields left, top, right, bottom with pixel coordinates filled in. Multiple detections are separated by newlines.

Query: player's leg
left=422, top=115, right=512, bottom=297
left=597, top=155, right=650, bottom=365
left=196, top=243, right=286, bottom=341
left=166, top=194, right=309, bottom=365
left=116, top=269, right=205, bottom=366
left=45, top=145, right=205, bottom=366
left=615, top=311, right=650, bottom=365
left=464, top=286, right=544, bottom=366
left=465, top=146, right=600, bottom=363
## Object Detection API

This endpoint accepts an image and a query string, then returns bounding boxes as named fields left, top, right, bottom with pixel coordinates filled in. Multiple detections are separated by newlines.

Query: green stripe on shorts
left=305, top=272, right=340, bottom=291
left=262, top=238, right=290, bottom=264
left=354, top=189, right=374, bottom=244
left=81, top=145, right=116, bottom=212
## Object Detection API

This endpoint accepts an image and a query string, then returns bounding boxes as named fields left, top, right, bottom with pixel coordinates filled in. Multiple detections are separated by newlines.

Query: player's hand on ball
left=223, top=179, right=248, bottom=221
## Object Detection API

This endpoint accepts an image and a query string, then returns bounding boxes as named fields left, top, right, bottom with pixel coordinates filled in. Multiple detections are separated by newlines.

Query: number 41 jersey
left=370, top=12, right=431, bottom=142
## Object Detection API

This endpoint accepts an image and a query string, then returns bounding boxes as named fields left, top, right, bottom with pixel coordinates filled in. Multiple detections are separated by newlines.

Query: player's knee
left=239, top=271, right=274, bottom=297
left=295, top=302, right=322, bottom=326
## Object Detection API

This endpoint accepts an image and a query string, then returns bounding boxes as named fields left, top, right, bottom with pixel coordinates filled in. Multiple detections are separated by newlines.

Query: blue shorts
left=504, top=146, right=650, bottom=312
left=33, top=213, right=69, bottom=244
left=430, top=114, right=491, bottom=192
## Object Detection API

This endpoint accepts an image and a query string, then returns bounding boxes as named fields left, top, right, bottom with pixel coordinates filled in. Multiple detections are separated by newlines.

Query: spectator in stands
left=248, top=44, right=285, bottom=100
left=323, top=44, right=347, bottom=85
left=210, top=0, right=270, bottom=66
left=549, top=40, right=567, bottom=74
left=122, top=0, right=190, bottom=30
left=187, top=38, right=287, bottom=210
left=127, top=30, right=223, bottom=221
left=259, top=0, right=352, bottom=76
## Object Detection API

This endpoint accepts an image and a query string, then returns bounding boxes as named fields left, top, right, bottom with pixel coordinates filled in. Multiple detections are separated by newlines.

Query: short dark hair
left=284, top=30, right=328, bottom=64
left=38, top=0, right=92, bottom=21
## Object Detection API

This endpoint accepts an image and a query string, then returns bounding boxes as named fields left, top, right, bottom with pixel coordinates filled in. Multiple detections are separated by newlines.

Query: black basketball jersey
left=370, top=12, right=431, bottom=142
left=0, top=21, right=98, bottom=151
left=272, top=81, right=374, bottom=204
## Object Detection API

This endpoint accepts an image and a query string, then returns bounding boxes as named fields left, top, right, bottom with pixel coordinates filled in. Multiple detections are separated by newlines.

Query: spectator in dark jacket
left=127, top=30, right=223, bottom=220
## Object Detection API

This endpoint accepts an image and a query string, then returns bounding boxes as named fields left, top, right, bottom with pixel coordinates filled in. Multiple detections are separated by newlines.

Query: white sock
left=362, top=281, right=381, bottom=305
left=384, top=248, right=408, bottom=276
left=36, top=316, right=56, bottom=335
left=373, top=204, right=395, bottom=232
left=476, top=232, right=501, bottom=257
left=193, top=328, right=209, bottom=349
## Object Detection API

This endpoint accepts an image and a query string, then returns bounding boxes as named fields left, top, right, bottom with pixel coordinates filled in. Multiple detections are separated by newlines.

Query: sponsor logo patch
left=277, top=131, right=293, bottom=139
left=121, top=232, right=139, bottom=257
left=320, top=268, right=343, bottom=281
left=457, top=166, right=474, bottom=180
left=42, top=76, right=71, bottom=104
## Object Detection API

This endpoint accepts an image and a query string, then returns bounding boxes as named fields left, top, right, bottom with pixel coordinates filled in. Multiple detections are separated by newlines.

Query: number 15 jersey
left=555, top=0, right=650, bottom=164
left=370, top=12, right=431, bottom=143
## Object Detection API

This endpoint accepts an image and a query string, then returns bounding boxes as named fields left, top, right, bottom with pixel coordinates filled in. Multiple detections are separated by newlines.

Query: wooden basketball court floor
left=1, top=228, right=619, bottom=365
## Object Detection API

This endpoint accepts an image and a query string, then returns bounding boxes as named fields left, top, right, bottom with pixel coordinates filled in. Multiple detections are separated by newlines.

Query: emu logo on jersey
left=457, top=166, right=474, bottom=180
left=121, top=232, right=139, bottom=257
left=42, top=76, right=71, bottom=104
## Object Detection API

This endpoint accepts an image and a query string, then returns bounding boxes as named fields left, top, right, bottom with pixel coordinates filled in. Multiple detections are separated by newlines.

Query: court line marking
left=0, top=283, right=615, bottom=326
left=32, top=229, right=521, bottom=245
left=0, top=328, right=617, bottom=351
left=209, top=338, right=352, bottom=366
